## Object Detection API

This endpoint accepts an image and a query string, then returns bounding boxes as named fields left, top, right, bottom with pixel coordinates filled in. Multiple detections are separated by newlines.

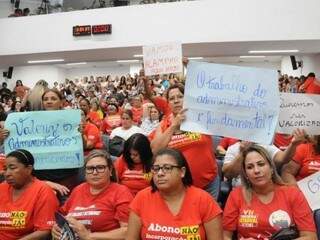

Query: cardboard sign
left=298, top=171, right=320, bottom=211
left=143, top=42, right=183, bottom=76
left=277, top=93, right=320, bottom=134
left=181, top=61, right=280, bottom=144
left=4, top=110, right=83, bottom=170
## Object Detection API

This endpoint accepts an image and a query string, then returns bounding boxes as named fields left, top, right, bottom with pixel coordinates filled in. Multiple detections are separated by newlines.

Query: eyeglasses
left=151, top=164, right=181, bottom=174
left=85, top=165, right=108, bottom=174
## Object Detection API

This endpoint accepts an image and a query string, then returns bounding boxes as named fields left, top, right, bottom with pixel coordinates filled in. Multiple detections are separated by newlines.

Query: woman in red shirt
left=282, top=134, right=320, bottom=183
left=127, top=148, right=222, bottom=240
left=223, top=144, right=316, bottom=239
left=13, top=80, right=29, bottom=100
left=52, top=150, right=133, bottom=240
left=115, top=133, right=153, bottom=195
left=150, top=84, right=219, bottom=199
left=101, top=103, right=121, bottom=135
left=0, top=149, right=58, bottom=240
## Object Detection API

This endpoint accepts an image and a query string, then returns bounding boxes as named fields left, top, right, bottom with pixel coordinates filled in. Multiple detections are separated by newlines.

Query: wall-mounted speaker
left=3, top=72, right=7, bottom=78
left=290, top=55, right=298, bottom=70
left=7, top=66, right=14, bottom=79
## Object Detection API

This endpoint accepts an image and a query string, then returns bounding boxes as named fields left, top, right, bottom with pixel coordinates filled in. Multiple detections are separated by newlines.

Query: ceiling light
left=188, top=57, right=204, bottom=60
left=116, top=60, right=140, bottom=63
left=133, top=54, right=143, bottom=58
left=240, top=56, right=266, bottom=58
left=66, top=62, right=87, bottom=66
left=28, top=59, right=65, bottom=64
left=248, top=50, right=299, bottom=53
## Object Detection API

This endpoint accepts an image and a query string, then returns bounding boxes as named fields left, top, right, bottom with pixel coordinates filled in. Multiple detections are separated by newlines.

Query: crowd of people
left=0, top=64, right=319, bottom=239
left=278, top=72, right=320, bottom=94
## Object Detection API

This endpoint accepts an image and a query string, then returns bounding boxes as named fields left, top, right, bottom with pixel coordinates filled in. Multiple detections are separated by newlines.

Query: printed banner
left=277, top=93, right=320, bottom=134
left=4, top=110, right=83, bottom=170
left=298, top=171, right=320, bottom=211
left=143, top=42, right=183, bottom=76
left=181, top=61, right=280, bottom=144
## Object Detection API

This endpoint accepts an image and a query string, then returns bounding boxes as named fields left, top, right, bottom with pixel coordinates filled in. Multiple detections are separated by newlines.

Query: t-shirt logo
left=0, top=211, right=27, bottom=229
left=11, top=211, right=27, bottom=228
left=147, top=223, right=201, bottom=240
left=169, top=132, right=202, bottom=149
left=307, top=160, right=320, bottom=173
left=269, top=210, right=291, bottom=229
left=143, top=172, right=153, bottom=181
left=239, top=209, right=258, bottom=227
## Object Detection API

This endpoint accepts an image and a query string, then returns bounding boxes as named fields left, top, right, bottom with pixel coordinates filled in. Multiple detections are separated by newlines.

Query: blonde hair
left=240, top=144, right=285, bottom=204
left=27, top=79, right=49, bottom=111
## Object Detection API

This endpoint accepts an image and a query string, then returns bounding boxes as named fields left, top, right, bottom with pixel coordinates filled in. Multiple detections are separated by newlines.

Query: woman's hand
left=45, top=181, right=70, bottom=196
left=291, top=128, right=309, bottom=146
left=67, top=217, right=91, bottom=240
left=0, top=128, right=9, bottom=143
left=171, top=109, right=187, bottom=130
left=51, top=223, right=62, bottom=240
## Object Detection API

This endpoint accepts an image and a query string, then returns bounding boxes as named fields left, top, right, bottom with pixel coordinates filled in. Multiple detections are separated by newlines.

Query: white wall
left=1, top=0, right=320, bottom=55
left=281, top=55, right=320, bottom=77
left=0, top=60, right=282, bottom=91
left=65, top=65, right=131, bottom=80
left=0, top=65, right=66, bottom=89
left=223, top=61, right=280, bottom=71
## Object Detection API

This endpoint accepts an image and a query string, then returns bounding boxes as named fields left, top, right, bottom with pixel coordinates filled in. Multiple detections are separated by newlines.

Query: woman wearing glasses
left=52, top=150, right=133, bottom=240
left=126, top=148, right=223, bottom=240
left=150, top=84, right=219, bottom=199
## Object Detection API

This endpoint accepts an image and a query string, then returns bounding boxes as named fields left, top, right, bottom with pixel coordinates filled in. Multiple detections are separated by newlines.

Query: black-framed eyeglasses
left=151, top=164, right=181, bottom=174
left=85, top=165, right=108, bottom=174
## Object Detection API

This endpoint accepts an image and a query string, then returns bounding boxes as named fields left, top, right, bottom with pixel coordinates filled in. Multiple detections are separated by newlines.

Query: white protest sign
left=181, top=61, right=280, bottom=144
left=298, top=171, right=320, bottom=211
left=277, top=93, right=320, bottom=134
left=143, top=42, right=182, bottom=76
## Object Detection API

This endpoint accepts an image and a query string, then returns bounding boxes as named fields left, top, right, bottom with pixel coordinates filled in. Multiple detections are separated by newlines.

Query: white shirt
left=110, top=125, right=145, bottom=140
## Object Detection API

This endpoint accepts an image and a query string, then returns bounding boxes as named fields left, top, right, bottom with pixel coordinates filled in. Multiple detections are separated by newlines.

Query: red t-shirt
left=131, top=107, right=143, bottom=125
left=293, top=143, right=320, bottom=180
left=114, top=156, right=152, bottom=195
left=223, top=186, right=316, bottom=239
left=273, top=133, right=292, bottom=150
left=101, top=114, right=122, bottom=135
left=0, top=178, right=59, bottom=240
left=303, top=77, right=320, bottom=94
left=130, top=186, right=222, bottom=240
left=60, top=182, right=133, bottom=232
left=84, top=122, right=104, bottom=150
left=153, top=97, right=171, bottom=116
left=87, top=111, right=102, bottom=128
left=218, top=137, right=239, bottom=150
left=150, top=115, right=217, bottom=188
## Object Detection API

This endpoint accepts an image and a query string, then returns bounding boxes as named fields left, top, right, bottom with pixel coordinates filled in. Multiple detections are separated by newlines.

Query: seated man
left=222, top=129, right=305, bottom=186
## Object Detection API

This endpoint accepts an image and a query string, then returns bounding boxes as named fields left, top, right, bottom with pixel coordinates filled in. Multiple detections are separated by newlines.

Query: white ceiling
left=1, top=39, right=320, bottom=68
